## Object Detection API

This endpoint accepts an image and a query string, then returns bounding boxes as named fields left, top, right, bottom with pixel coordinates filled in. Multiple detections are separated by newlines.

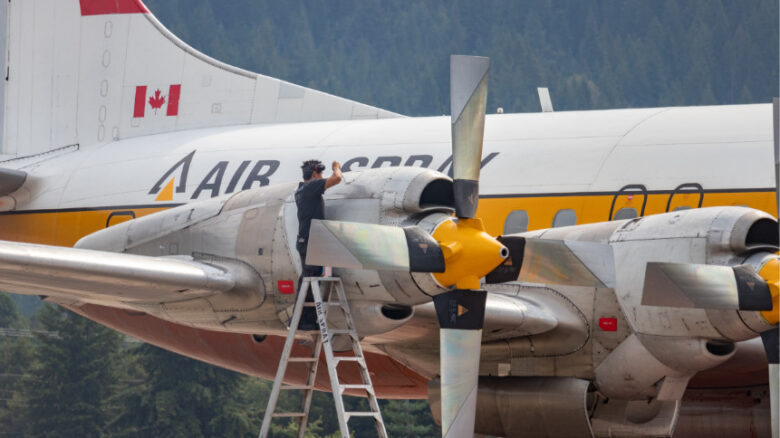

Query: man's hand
left=325, top=161, right=343, bottom=189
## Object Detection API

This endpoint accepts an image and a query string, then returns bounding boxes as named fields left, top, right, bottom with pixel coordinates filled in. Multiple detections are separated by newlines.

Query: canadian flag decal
left=133, top=84, right=181, bottom=118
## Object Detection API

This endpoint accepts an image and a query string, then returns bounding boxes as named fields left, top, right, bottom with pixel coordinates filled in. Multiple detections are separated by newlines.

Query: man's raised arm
left=325, top=161, right=342, bottom=189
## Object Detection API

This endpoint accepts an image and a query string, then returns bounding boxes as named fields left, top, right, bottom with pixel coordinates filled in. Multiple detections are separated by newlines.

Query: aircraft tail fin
left=0, top=0, right=400, bottom=158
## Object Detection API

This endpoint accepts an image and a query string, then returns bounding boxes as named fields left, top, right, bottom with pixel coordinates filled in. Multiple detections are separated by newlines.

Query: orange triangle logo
left=155, top=178, right=175, bottom=202
left=457, top=305, right=469, bottom=317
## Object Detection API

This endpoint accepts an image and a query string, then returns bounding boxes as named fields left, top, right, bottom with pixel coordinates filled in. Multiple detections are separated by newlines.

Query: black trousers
left=296, top=239, right=322, bottom=328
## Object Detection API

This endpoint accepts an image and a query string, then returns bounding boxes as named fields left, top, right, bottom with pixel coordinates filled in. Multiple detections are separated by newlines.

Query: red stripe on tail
left=80, top=0, right=149, bottom=16
left=167, top=84, right=181, bottom=116
left=133, top=86, right=146, bottom=118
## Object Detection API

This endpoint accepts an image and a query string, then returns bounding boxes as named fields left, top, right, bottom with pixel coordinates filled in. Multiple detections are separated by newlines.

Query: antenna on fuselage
left=537, top=87, right=554, bottom=112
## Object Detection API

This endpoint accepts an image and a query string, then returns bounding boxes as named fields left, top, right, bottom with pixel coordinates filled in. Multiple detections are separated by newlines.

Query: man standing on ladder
left=295, top=159, right=342, bottom=330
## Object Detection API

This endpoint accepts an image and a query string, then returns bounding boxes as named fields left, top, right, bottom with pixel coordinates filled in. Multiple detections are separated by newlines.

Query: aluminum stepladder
left=258, top=277, right=388, bottom=438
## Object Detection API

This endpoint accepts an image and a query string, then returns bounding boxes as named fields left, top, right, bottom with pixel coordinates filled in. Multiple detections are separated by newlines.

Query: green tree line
left=0, top=293, right=438, bottom=437
left=144, top=0, right=778, bottom=116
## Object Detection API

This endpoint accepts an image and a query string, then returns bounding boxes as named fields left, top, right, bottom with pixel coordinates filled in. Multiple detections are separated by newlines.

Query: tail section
left=0, top=0, right=400, bottom=158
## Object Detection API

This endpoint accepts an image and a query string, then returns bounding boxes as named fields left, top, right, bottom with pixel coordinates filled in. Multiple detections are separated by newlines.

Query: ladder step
left=328, top=329, right=353, bottom=335
left=340, top=384, right=372, bottom=390
left=281, top=384, right=313, bottom=390
left=345, top=412, right=380, bottom=417
left=288, top=357, right=318, bottom=362
left=261, top=277, right=386, bottom=438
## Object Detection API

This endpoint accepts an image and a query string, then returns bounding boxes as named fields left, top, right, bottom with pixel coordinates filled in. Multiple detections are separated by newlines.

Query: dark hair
left=301, top=160, right=325, bottom=180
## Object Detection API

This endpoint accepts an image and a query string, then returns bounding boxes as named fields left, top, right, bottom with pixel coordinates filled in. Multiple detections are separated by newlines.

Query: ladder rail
left=331, top=278, right=388, bottom=438
left=259, top=277, right=387, bottom=438
left=311, top=279, right=352, bottom=437
left=297, top=334, right=322, bottom=438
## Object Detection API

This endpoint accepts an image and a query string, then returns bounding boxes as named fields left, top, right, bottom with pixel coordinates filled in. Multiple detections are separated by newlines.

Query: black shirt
left=295, top=178, right=327, bottom=242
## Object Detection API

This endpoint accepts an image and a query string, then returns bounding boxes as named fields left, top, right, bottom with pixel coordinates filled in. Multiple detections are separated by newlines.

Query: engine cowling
left=77, top=167, right=458, bottom=335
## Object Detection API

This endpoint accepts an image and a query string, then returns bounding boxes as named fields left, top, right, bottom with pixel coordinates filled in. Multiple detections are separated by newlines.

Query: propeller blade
left=771, top=99, right=779, bottom=438
left=305, top=219, right=445, bottom=272
left=761, top=327, right=779, bottom=438
left=773, top=98, right=779, bottom=220
left=641, top=262, right=772, bottom=310
left=433, top=290, right=487, bottom=438
left=450, top=55, right=489, bottom=218
left=486, top=236, right=615, bottom=288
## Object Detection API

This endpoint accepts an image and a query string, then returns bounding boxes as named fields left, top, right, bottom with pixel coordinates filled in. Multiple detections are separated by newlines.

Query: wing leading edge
left=0, top=239, right=260, bottom=308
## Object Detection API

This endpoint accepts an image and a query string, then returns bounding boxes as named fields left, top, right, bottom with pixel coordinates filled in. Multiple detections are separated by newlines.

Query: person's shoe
left=297, top=320, right=319, bottom=331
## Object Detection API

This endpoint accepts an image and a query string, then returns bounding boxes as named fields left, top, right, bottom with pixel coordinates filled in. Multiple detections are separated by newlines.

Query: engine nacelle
left=523, top=206, right=778, bottom=342
left=521, top=206, right=777, bottom=401
left=77, top=167, right=456, bottom=334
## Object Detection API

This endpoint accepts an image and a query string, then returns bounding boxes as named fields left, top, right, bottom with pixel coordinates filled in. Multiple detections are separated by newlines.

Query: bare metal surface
left=642, top=262, right=740, bottom=309
left=77, top=195, right=228, bottom=252
left=774, top=98, right=779, bottom=220
left=306, top=219, right=410, bottom=271
left=438, top=329, right=482, bottom=438
left=0, top=167, right=25, bottom=195
left=0, top=240, right=236, bottom=303
left=537, top=87, right=554, bottom=112
left=450, top=55, right=489, bottom=185
left=429, top=376, right=592, bottom=437
left=518, top=238, right=613, bottom=288
left=676, top=388, right=771, bottom=438
left=591, top=398, right=680, bottom=438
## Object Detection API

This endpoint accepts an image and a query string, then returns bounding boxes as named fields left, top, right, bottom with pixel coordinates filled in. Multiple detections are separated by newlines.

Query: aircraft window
left=613, top=207, right=638, bottom=220
left=673, top=206, right=692, bottom=211
left=503, top=210, right=529, bottom=234
left=552, top=209, right=576, bottom=227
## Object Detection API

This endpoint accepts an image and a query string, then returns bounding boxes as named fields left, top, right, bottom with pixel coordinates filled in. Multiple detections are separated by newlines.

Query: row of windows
left=502, top=206, right=694, bottom=234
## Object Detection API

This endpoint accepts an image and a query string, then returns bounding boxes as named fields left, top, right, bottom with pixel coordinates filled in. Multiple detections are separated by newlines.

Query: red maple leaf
left=148, top=89, right=166, bottom=113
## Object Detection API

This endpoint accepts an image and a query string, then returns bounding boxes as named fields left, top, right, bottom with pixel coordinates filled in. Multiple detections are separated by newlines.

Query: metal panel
left=642, top=262, right=739, bottom=309
left=306, top=219, right=412, bottom=271
left=429, top=376, right=593, bottom=438
left=0, top=240, right=241, bottom=304
left=537, top=87, right=554, bottom=112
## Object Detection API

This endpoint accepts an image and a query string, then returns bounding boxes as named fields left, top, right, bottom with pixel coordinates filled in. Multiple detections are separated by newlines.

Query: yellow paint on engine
left=759, top=257, right=779, bottom=325
left=432, top=217, right=507, bottom=290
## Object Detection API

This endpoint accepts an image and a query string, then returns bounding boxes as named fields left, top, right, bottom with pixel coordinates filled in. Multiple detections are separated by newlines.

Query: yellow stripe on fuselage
left=0, top=191, right=774, bottom=247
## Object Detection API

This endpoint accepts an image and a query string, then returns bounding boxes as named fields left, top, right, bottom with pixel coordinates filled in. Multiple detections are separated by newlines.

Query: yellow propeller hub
left=432, top=217, right=508, bottom=290
left=759, top=257, right=779, bottom=325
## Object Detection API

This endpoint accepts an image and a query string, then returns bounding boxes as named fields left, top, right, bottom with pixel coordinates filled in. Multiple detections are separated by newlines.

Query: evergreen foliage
left=144, top=0, right=778, bottom=116
left=15, top=305, right=121, bottom=438
left=109, top=343, right=254, bottom=437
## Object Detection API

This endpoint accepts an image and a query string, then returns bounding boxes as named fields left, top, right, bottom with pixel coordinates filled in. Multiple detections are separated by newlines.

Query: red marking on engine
left=166, top=84, right=181, bottom=116
left=133, top=85, right=146, bottom=118
left=627, top=194, right=634, bottom=201
left=80, top=0, right=149, bottom=16
left=598, top=317, right=618, bottom=331
left=278, top=280, right=295, bottom=295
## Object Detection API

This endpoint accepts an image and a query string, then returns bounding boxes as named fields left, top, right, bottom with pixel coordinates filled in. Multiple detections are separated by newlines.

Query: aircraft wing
left=0, top=239, right=256, bottom=307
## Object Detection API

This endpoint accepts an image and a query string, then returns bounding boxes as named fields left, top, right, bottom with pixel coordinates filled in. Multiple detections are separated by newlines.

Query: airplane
left=0, top=1, right=777, bottom=437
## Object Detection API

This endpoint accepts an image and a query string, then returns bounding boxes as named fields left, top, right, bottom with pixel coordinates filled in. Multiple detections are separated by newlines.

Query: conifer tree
left=20, top=305, right=120, bottom=438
